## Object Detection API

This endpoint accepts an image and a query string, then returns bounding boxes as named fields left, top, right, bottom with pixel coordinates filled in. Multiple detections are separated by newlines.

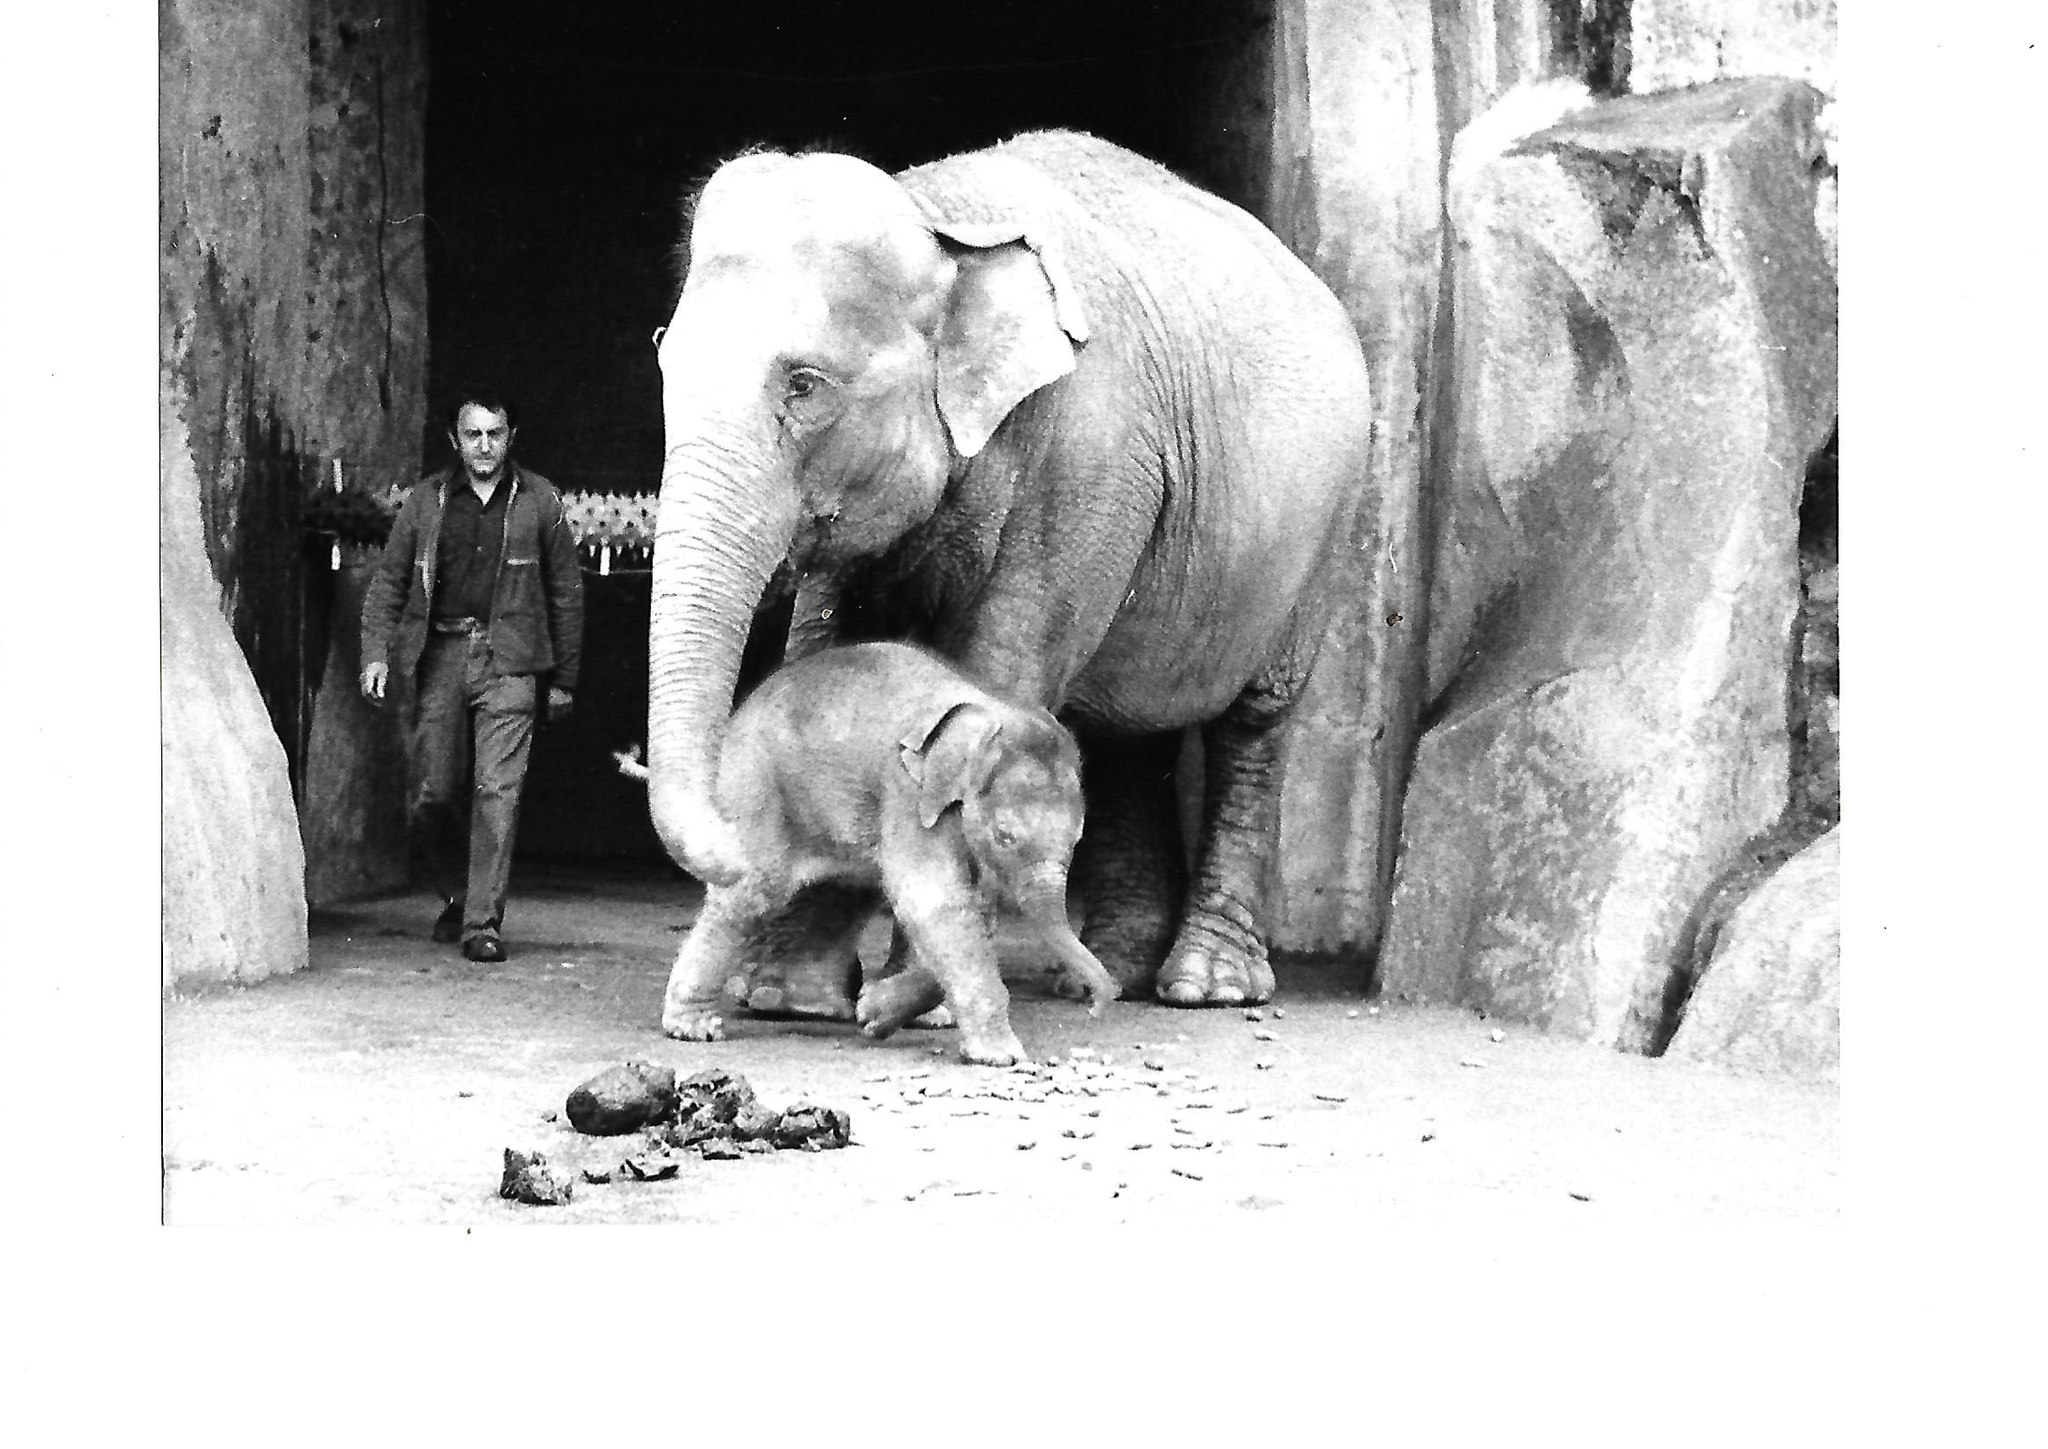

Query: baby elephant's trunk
left=1016, top=867, right=1120, bottom=1016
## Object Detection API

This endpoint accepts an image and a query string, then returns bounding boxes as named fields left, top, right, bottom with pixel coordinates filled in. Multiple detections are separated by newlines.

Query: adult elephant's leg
left=735, top=881, right=878, bottom=1021
left=1073, top=731, right=1188, bottom=997
left=1158, top=630, right=1322, bottom=1006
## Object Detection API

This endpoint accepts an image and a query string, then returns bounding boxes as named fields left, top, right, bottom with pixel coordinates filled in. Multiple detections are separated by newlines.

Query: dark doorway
left=422, top=0, right=1273, bottom=864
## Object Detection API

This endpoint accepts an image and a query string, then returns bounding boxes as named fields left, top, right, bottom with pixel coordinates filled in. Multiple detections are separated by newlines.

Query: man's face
left=450, top=403, right=514, bottom=484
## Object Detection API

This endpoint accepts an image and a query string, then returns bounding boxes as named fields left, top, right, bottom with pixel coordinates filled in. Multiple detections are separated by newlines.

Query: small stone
left=1367, top=1006, right=1380, bottom=1016
left=698, top=1138, right=743, bottom=1160
left=620, top=1150, right=681, bottom=1182
left=1171, top=1167, right=1204, bottom=1181
left=1141, top=1058, right=1166, bottom=1072
left=1459, top=1056, right=1488, bottom=1069
left=1569, top=1191, right=1591, bottom=1202
left=1314, top=1092, right=1348, bottom=1103
left=1243, top=1008, right=1264, bottom=1022
left=1017, top=1141, right=1036, bottom=1151
left=1490, top=1028, right=1505, bottom=1043
left=1273, top=1009, right=1286, bottom=1020
left=499, top=1148, right=575, bottom=1206
left=580, top=1165, right=613, bottom=1184
left=1129, top=1142, right=1153, bottom=1151
left=1254, top=1059, right=1275, bottom=1071
left=1345, top=1009, right=1360, bottom=1020
left=1252, top=1029, right=1278, bottom=1042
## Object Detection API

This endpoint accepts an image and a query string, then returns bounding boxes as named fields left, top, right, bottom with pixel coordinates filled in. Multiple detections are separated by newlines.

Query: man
left=360, top=388, right=584, bottom=962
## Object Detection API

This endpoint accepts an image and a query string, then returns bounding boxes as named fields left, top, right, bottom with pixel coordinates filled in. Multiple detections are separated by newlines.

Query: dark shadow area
left=422, top=0, right=1272, bottom=863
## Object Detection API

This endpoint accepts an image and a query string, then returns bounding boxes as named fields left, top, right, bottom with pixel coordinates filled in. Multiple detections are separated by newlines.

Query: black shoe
left=462, top=931, right=506, bottom=963
left=432, top=900, right=464, bottom=944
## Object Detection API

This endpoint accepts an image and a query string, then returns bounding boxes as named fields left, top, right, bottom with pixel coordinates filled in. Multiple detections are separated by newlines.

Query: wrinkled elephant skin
left=647, top=130, right=1373, bottom=1007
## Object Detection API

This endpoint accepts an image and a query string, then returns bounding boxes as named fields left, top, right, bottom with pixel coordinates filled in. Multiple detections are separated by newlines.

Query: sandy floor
left=161, top=862, right=1839, bottom=1231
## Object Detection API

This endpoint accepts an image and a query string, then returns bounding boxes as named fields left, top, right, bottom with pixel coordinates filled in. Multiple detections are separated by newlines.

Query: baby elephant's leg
left=662, top=885, right=765, bottom=1040
left=886, top=878, right=1027, bottom=1066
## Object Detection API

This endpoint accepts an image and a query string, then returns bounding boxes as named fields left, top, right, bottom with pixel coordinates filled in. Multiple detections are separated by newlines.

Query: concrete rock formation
left=1376, top=78, right=1837, bottom=1050
left=161, top=390, right=310, bottom=991
left=1666, top=826, right=1839, bottom=1079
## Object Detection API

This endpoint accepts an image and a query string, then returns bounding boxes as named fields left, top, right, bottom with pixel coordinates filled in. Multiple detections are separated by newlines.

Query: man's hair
left=442, top=385, right=518, bottom=434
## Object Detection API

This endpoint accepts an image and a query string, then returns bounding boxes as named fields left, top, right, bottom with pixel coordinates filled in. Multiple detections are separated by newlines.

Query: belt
left=430, top=617, right=488, bottom=635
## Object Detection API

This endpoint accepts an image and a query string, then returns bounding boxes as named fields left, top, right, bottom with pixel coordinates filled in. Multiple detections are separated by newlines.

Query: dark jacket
left=361, top=464, right=584, bottom=693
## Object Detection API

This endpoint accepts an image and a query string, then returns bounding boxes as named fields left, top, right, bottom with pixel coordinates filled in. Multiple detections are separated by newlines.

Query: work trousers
left=410, top=630, right=538, bottom=937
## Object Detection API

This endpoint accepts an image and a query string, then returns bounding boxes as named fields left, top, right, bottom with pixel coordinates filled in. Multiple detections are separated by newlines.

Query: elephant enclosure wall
left=164, top=0, right=1838, bottom=1068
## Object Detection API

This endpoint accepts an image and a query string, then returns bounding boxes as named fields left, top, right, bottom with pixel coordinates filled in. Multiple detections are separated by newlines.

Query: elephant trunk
left=1015, top=865, right=1120, bottom=1015
left=646, top=405, right=799, bottom=885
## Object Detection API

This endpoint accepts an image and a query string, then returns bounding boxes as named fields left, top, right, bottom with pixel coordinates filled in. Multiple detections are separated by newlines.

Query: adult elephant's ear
left=899, top=702, right=1005, bottom=830
left=923, top=217, right=1090, bottom=458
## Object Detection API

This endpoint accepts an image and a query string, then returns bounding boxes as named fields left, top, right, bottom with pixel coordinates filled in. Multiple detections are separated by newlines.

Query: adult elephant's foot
left=733, top=966, right=858, bottom=1021
left=1073, top=731, right=1188, bottom=1000
left=728, top=883, right=873, bottom=1021
left=1155, top=915, right=1275, bottom=1007
left=1078, top=911, right=1176, bottom=1000
left=662, top=1008, right=725, bottom=1042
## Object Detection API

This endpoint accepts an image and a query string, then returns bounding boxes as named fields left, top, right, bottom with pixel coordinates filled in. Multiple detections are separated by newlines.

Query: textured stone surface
left=1376, top=79, right=1837, bottom=1048
left=162, top=392, right=311, bottom=991
left=297, top=0, right=429, bottom=903
left=1632, top=0, right=1838, bottom=96
left=1667, top=827, right=1839, bottom=1079
left=1256, top=0, right=1436, bottom=958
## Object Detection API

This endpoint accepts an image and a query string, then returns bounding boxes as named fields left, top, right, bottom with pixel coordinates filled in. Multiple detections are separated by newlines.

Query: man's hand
left=360, top=662, right=389, bottom=703
left=547, top=686, right=574, bottom=724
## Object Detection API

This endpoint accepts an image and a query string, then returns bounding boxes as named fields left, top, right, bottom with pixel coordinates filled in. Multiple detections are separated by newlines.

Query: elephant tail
left=613, top=744, right=651, bottom=783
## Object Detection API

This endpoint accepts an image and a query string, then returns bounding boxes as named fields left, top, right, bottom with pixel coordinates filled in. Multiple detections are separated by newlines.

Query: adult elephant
left=649, top=130, right=1371, bottom=1009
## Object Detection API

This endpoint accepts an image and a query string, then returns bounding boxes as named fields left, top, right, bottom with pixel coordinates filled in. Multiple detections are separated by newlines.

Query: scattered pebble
left=1243, top=1008, right=1265, bottom=1022
left=1489, top=1029, right=1505, bottom=1044
left=1345, top=1009, right=1360, bottom=1019
left=1129, top=1142, right=1153, bottom=1151
left=1017, top=1142, right=1036, bottom=1151
left=1459, top=1056, right=1488, bottom=1069
left=1141, top=1058, right=1166, bottom=1072
left=1254, top=1059, right=1275, bottom=1071
left=1368, top=1007, right=1380, bottom=1017
left=1569, top=1191, right=1591, bottom=1202
left=1252, top=1028, right=1278, bottom=1042
left=1314, top=1092, right=1348, bottom=1103
left=1171, top=1167, right=1204, bottom=1181
left=1273, top=1009, right=1286, bottom=1020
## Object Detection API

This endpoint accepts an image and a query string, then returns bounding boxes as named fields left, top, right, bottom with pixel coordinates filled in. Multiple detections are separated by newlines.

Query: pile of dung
left=503, top=1067, right=851, bottom=1206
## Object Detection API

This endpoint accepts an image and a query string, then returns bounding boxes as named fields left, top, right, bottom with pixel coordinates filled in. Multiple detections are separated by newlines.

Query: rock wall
left=1374, top=78, right=1837, bottom=1049
left=297, top=0, right=428, bottom=903
left=161, top=0, right=428, bottom=985
left=1666, top=825, right=1839, bottom=1079
left=1247, top=2, right=1836, bottom=1078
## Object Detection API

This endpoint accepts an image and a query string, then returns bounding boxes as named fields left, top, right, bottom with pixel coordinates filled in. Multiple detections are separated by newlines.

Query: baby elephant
left=656, top=642, right=1119, bottom=1065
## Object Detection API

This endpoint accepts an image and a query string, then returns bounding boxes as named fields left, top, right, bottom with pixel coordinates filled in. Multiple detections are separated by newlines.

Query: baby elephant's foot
left=1155, top=928, right=1275, bottom=1008
left=663, top=1008, right=725, bottom=1042
left=857, top=970, right=946, bottom=1040
left=957, top=1027, right=1030, bottom=1067
left=909, top=1003, right=956, bottom=1030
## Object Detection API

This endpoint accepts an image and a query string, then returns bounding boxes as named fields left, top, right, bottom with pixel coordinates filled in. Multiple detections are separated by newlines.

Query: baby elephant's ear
left=899, top=703, right=1004, bottom=830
